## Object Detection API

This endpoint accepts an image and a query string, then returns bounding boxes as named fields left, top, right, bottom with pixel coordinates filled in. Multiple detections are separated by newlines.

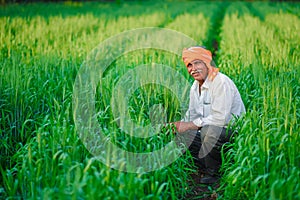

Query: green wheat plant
left=218, top=3, right=299, bottom=199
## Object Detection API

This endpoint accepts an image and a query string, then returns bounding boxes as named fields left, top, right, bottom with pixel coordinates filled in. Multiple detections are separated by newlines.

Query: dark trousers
left=185, top=125, right=233, bottom=176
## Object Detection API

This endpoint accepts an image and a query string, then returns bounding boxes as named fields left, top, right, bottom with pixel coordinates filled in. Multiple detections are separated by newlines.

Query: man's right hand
left=173, top=121, right=199, bottom=133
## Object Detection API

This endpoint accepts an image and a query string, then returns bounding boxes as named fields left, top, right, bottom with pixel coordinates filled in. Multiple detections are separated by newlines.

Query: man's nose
left=191, top=64, right=197, bottom=71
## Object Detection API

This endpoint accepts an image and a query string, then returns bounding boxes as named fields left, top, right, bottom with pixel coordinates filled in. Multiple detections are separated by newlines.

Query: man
left=173, top=46, right=245, bottom=184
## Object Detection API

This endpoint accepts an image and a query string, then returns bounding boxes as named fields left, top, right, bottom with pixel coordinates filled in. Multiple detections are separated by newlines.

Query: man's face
left=187, top=60, right=208, bottom=82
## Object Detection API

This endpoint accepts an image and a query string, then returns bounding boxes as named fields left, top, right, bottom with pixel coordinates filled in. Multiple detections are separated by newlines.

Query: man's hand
left=173, top=121, right=199, bottom=133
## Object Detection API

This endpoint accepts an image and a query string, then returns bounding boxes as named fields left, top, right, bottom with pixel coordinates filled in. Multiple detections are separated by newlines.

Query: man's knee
left=201, top=125, right=234, bottom=144
left=198, top=125, right=231, bottom=158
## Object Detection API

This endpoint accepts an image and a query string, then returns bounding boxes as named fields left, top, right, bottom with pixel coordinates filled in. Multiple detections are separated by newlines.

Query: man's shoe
left=199, top=175, right=219, bottom=184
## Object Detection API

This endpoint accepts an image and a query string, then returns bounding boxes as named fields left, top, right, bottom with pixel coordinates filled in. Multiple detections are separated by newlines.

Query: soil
left=184, top=168, right=220, bottom=200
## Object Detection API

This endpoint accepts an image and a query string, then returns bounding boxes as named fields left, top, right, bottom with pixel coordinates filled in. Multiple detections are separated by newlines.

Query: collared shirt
left=183, top=72, right=246, bottom=127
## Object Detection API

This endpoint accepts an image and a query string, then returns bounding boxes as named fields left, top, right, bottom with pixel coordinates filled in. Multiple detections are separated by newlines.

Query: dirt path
left=184, top=168, right=220, bottom=200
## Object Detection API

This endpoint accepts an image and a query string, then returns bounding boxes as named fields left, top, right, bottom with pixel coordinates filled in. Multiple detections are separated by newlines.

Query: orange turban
left=182, top=46, right=219, bottom=81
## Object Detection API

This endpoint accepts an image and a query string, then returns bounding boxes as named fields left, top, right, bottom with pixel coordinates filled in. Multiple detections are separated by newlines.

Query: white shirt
left=183, top=72, right=245, bottom=127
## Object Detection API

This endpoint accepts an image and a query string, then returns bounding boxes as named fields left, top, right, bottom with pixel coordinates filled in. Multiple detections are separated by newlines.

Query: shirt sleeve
left=182, top=81, right=198, bottom=122
left=183, top=83, right=203, bottom=127
left=192, top=118, right=203, bottom=127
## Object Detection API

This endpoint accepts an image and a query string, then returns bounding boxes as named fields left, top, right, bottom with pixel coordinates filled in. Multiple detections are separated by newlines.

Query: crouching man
left=173, top=46, right=245, bottom=184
